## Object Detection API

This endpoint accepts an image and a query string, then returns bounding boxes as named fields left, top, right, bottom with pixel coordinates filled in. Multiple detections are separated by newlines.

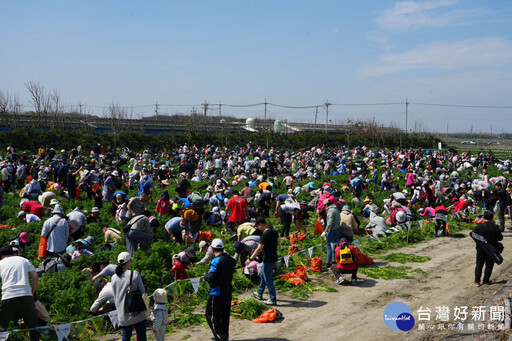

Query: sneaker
left=262, top=299, right=277, bottom=306
left=351, top=279, right=358, bottom=285
left=483, top=280, right=493, bottom=285
left=335, top=277, right=344, bottom=285
left=473, top=281, right=481, bottom=287
left=251, top=290, right=262, bottom=300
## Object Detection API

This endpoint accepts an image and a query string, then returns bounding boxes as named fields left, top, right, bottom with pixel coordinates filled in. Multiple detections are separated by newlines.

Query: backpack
left=418, top=188, right=426, bottom=201
left=338, top=245, right=354, bottom=265
left=191, top=199, right=205, bottom=215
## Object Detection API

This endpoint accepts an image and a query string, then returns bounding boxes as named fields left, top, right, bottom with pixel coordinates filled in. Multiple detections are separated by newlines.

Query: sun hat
left=111, top=170, right=119, bottom=177
left=84, top=236, right=95, bottom=246
left=199, top=241, right=209, bottom=249
left=51, top=204, right=65, bottom=216
left=153, top=288, right=168, bottom=304
left=49, top=198, right=59, bottom=206
left=117, top=251, right=131, bottom=264
left=91, top=207, right=100, bottom=213
left=396, top=211, right=407, bottom=223
left=19, top=232, right=29, bottom=244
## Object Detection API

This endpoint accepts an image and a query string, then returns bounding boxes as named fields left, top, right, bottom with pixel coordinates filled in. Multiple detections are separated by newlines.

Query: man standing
left=41, top=204, right=69, bottom=257
left=323, top=199, right=341, bottom=268
left=472, top=211, right=503, bottom=286
left=246, top=217, right=280, bottom=305
left=225, top=190, right=249, bottom=238
left=204, top=239, right=236, bottom=341
left=495, top=182, right=507, bottom=232
left=0, top=246, right=39, bottom=341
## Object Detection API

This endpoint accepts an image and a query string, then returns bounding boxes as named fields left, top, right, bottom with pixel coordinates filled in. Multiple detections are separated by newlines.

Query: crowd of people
left=0, top=142, right=511, bottom=340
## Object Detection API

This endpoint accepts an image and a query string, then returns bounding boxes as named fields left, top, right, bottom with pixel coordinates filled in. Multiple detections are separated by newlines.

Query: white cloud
left=377, top=0, right=478, bottom=31
left=367, top=34, right=395, bottom=51
left=358, top=37, right=512, bottom=78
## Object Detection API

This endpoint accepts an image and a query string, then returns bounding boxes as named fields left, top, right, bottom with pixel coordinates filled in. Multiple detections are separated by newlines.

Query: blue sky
left=1, top=0, right=512, bottom=134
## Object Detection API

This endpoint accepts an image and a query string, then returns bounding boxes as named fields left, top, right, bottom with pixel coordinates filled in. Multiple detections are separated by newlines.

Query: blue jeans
left=326, top=229, right=341, bottom=264
left=258, top=262, right=276, bottom=302
left=122, top=319, right=146, bottom=341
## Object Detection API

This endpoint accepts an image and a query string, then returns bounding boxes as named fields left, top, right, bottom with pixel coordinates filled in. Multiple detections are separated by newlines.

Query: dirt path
left=179, top=227, right=512, bottom=341
left=100, top=225, right=512, bottom=341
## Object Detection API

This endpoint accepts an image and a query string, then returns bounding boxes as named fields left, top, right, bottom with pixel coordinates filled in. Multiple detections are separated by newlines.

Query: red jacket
left=335, top=245, right=357, bottom=270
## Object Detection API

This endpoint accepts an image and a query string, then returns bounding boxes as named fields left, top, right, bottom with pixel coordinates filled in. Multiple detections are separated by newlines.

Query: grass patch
left=381, top=253, right=431, bottom=264
left=359, top=266, right=414, bottom=280
left=412, top=268, right=429, bottom=276
left=171, top=314, right=207, bottom=328
left=359, top=265, right=429, bottom=280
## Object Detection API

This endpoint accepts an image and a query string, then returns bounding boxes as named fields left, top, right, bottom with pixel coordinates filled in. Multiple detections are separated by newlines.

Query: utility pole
left=155, top=101, right=159, bottom=120
left=202, top=101, right=208, bottom=117
left=405, top=98, right=409, bottom=135
left=314, top=106, right=318, bottom=133
left=264, top=100, right=267, bottom=130
left=446, top=123, right=449, bottom=138
left=264, top=100, right=269, bottom=150
left=78, top=102, right=83, bottom=115
left=325, top=100, right=331, bottom=134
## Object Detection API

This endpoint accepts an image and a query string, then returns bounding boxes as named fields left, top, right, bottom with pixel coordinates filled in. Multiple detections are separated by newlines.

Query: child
left=155, top=191, right=171, bottom=215
left=71, top=241, right=94, bottom=260
left=170, top=254, right=189, bottom=280
left=150, top=288, right=168, bottom=341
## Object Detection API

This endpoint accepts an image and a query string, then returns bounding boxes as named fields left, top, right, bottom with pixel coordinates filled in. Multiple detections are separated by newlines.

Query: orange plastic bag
left=314, top=218, right=323, bottom=235
left=253, top=309, right=278, bottom=323
left=352, top=247, right=374, bottom=265
left=199, top=231, right=212, bottom=241
left=310, top=257, right=322, bottom=272
left=38, top=235, right=48, bottom=259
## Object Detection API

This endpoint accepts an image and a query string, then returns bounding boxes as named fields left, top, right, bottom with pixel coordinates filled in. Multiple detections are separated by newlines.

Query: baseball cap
left=211, top=239, right=224, bottom=249
left=234, top=241, right=245, bottom=253
left=117, top=252, right=131, bottom=264
left=478, top=210, right=494, bottom=220
left=18, top=211, right=26, bottom=218
left=199, top=241, right=209, bottom=249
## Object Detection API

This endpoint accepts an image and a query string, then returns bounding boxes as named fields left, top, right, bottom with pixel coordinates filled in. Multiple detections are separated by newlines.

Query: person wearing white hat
left=150, top=288, right=168, bottom=341
left=38, top=191, right=57, bottom=208
left=111, top=252, right=147, bottom=340
left=41, top=204, right=69, bottom=257
left=204, top=238, right=236, bottom=341
left=18, top=210, right=41, bottom=223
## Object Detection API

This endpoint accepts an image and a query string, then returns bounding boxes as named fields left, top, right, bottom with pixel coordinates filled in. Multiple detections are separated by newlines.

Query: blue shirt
left=165, top=217, right=187, bottom=233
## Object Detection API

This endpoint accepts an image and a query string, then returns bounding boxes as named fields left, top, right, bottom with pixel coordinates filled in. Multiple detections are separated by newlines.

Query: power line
left=411, top=102, right=512, bottom=109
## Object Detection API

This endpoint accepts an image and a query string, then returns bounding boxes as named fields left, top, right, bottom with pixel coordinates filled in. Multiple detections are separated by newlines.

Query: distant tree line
left=0, top=128, right=440, bottom=153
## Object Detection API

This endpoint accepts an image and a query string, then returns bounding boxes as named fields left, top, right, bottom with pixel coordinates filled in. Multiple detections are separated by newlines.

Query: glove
left=320, top=231, right=326, bottom=238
